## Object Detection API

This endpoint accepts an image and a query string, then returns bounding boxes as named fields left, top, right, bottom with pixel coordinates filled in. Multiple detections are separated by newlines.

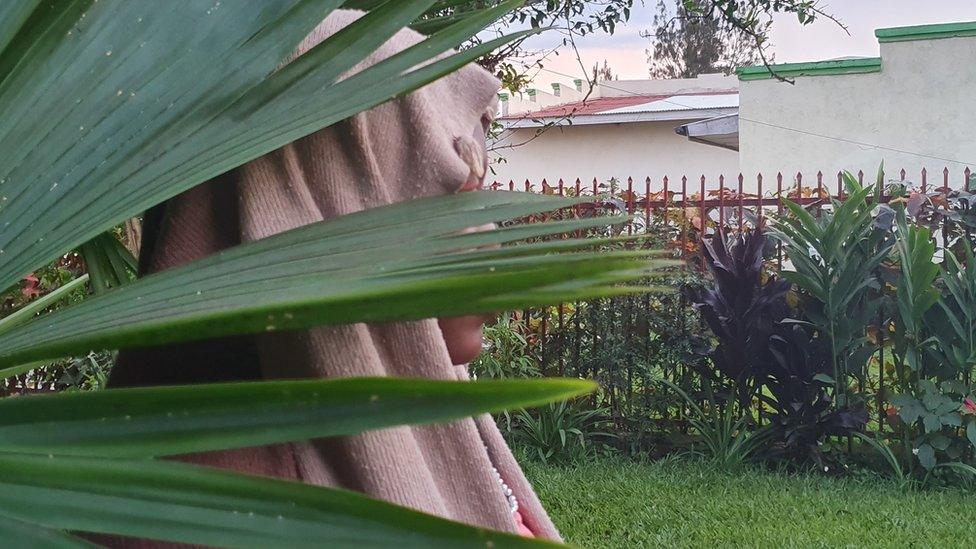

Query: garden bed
left=524, top=457, right=976, bottom=547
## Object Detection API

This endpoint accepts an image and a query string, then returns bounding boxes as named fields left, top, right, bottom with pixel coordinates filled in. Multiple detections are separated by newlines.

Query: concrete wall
left=740, top=35, right=976, bottom=187
left=489, top=120, right=740, bottom=186
left=600, top=73, right=737, bottom=97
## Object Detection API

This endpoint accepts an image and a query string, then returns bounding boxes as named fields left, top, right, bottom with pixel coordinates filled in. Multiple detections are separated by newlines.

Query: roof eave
left=675, top=114, right=740, bottom=151
left=500, top=107, right=739, bottom=129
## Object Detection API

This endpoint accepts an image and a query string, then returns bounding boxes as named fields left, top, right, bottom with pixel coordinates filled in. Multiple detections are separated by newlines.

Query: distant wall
left=739, top=25, right=976, bottom=186
left=489, top=120, right=739, bottom=186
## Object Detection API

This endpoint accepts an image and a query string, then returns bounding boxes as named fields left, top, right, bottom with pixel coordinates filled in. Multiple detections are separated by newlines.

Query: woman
left=104, top=9, right=561, bottom=544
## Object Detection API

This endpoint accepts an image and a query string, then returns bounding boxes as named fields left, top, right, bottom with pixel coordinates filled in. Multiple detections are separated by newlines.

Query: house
left=735, top=21, right=976, bottom=185
left=489, top=74, right=740, bottom=186
left=493, top=20, right=975, bottom=195
left=729, top=20, right=975, bottom=188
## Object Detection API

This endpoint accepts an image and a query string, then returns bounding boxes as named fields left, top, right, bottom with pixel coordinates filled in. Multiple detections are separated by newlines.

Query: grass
left=523, top=457, right=976, bottom=548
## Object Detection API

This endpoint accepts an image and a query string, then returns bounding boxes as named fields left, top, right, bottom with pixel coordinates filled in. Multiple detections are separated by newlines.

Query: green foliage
left=855, top=432, right=914, bottom=490
left=891, top=380, right=975, bottom=472
left=0, top=193, right=670, bottom=371
left=470, top=315, right=540, bottom=380
left=884, top=198, right=976, bottom=477
left=510, top=399, right=613, bottom=464
left=78, top=230, right=137, bottom=295
left=661, top=379, right=766, bottom=469
left=561, top=283, right=702, bottom=412
left=890, top=215, right=940, bottom=375
left=0, top=377, right=593, bottom=458
left=1, top=452, right=551, bottom=548
left=928, top=239, right=976, bottom=376
left=770, top=170, right=892, bottom=399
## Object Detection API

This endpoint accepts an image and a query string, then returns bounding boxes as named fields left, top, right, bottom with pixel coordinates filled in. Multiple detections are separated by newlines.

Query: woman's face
left=438, top=160, right=494, bottom=366
left=439, top=313, right=495, bottom=366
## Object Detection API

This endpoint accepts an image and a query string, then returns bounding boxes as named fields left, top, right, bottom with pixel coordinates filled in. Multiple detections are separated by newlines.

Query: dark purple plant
left=763, top=324, right=869, bottom=464
left=692, top=227, right=868, bottom=465
left=692, top=227, right=790, bottom=402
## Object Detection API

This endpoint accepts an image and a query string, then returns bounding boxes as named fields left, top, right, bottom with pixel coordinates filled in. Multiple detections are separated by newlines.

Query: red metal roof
left=501, top=89, right=738, bottom=120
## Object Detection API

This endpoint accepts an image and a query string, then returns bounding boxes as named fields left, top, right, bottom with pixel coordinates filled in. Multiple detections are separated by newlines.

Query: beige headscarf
left=106, top=10, right=561, bottom=543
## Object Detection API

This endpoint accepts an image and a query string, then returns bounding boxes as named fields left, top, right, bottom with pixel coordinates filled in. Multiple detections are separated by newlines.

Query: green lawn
left=523, top=457, right=976, bottom=548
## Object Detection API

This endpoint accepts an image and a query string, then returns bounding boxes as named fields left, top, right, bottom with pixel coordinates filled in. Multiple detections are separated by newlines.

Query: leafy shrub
left=770, top=171, right=893, bottom=400
left=693, top=226, right=789, bottom=403
left=510, top=399, right=614, bottom=464
left=661, top=379, right=766, bottom=469
left=691, top=222, right=867, bottom=466
left=470, top=315, right=540, bottom=380
left=763, top=325, right=867, bottom=464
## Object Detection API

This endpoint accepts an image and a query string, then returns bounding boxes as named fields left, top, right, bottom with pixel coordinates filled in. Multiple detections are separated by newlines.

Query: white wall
left=489, top=120, right=740, bottom=186
left=601, top=73, right=737, bottom=97
left=740, top=35, right=976, bottom=187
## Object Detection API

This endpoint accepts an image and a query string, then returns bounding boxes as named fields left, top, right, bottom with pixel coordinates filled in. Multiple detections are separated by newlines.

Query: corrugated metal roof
left=601, top=93, right=738, bottom=115
left=501, top=94, right=671, bottom=119
left=499, top=89, right=738, bottom=120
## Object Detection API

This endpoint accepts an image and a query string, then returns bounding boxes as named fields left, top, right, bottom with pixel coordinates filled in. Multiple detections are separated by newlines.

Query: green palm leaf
left=0, top=0, right=528, bottom=292
left=78, top=232, right=136, bottom=295
left=0, top=453, right=556, bottom=548
left=0, top=377, right=593, bottom=458
left=0, top=192, right=667, bottom=369
left=0, top=514, right=93, bottom=549
left=0, top=2, right=637, bottom=545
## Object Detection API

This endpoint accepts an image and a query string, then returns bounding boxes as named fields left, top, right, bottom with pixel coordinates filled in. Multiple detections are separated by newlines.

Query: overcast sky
left=519, top=1, right=976, bottom=87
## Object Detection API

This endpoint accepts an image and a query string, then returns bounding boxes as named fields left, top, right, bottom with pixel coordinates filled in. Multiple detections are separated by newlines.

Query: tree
left=645, top=0, right=765, bottom=79
left=592, top=59, right=618, bottom=82
left=419, top=0, right=841, bottom=88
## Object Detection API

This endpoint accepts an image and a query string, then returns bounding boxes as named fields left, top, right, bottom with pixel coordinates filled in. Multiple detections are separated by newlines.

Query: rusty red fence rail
left=489, top=167, right=974, bottom=424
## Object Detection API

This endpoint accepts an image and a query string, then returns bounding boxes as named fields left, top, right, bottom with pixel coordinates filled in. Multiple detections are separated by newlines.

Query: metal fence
left=489, top=166, right=974, bottom=425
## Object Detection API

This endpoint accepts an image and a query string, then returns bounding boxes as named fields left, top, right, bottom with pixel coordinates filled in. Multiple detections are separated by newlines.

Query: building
left=489, top=74, right=739, bottom=186
left=735, top=20, right=976, bottom=186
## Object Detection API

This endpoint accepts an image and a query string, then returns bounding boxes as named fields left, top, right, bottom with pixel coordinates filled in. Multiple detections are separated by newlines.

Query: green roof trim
left=736, top=58, right=882, bottom=81
left=876, top=21, right=976, bottom=43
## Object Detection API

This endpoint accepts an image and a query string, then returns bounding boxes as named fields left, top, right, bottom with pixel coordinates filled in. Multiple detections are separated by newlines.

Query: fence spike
left=681, top=175, right=688, bottom=263
left=776, top=173, right=784, bottom=271
left=698, top=175, right=707, bottom=269
left=718, top=174, right=726, bottom=228
left=662, top=176, right=669, bottom=218
left=737, top=173, right=745, bottom=232
left=644, top=177, right=652, bottom=230
left=757, top=173, right=764, bottom=222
